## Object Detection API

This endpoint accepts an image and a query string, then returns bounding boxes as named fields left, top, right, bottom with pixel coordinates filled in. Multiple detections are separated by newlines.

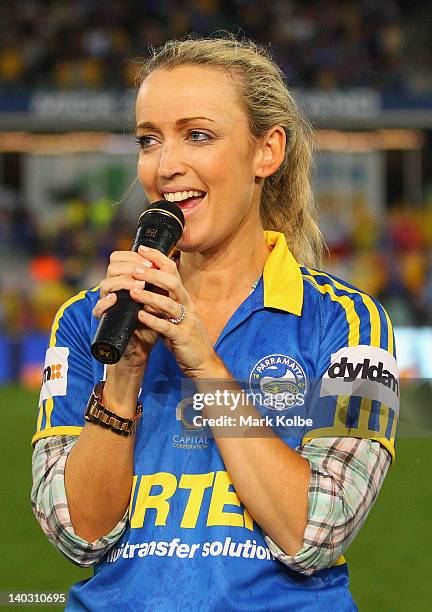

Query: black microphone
left=91, top=200, right=185, bottom=364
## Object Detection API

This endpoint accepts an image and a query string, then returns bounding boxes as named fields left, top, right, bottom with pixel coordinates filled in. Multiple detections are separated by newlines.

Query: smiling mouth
left=163, top=191, right=206, bottom=213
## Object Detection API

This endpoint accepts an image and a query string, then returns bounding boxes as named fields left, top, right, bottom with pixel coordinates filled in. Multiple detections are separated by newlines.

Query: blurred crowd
left=0, top=0, right=410, bottom=92
left=0, top=0, right=430, bottom=334
left=324, top=200, right=432, bottom=327
left=0, top=186, right=131, bottom=334
left=1, top=185, right=432, bottom=335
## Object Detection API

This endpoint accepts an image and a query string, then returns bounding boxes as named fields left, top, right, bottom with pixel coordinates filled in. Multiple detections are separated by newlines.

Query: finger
left=130, top=287, right=185, bottom=319
left=100, top=275, right=145, bottom=298
left=109, top=248, right=178, bottom=270
left=109, top=251, right=150, bottom=265
left=132, top=266, right=189, bottom=304
left=138, top=308, right=178, bottom=338
left=107, top=259, right=152, bottom=279
left=93, top=292, right=117, bottom=319
left=138, top=245, right=178, bottom=274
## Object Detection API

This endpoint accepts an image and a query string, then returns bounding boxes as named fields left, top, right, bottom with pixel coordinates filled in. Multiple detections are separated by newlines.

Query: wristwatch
left=84, top=381, right=142, bottom=436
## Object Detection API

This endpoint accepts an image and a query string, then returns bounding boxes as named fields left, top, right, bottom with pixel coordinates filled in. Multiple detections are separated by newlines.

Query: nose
left=157, top=142, right=187, bottom=180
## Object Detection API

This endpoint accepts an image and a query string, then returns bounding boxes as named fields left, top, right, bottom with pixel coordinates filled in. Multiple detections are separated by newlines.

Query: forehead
left=135, top=65, right=246, bottom=127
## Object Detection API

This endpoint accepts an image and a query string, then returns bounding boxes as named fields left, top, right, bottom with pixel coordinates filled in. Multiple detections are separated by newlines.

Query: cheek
left=137, top=156, right=149, bottom=187
left=205, top=147, right=254, bottom=192
left=214, top=154, right=256, bottom=205
left=137, top=155, right=156, bottom=190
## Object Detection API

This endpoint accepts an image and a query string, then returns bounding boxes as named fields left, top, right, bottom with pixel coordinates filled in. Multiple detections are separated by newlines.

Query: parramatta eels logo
left=249, top=354, right=307, bottom=411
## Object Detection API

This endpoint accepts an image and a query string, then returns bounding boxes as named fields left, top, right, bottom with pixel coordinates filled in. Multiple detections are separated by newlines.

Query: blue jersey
left=33, top=231, right=398, bottom=611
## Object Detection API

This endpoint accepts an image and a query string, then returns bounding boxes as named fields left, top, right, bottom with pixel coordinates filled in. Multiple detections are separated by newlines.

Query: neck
left=178, top=227, right=270, bottom=303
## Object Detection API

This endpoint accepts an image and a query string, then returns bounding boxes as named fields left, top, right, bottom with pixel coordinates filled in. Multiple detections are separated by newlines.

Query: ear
left=254, top=126, right=286, bottom=178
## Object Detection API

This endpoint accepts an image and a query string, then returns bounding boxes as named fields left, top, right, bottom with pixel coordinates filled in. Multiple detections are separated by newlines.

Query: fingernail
left=135, top=262, right=152, bottom=274
left=139, top=245, right=149, bottom=252
left=134, top=280, right=146, bottom=290
left=105, top=293, right=114, bottom=300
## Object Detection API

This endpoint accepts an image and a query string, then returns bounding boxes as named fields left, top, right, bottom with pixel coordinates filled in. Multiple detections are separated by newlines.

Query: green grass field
left=1, top=385, right=430, bottom=610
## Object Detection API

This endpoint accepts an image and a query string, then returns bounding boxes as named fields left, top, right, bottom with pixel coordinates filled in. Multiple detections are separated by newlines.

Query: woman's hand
left=92, top=249, right=161, bottom=370
left=128, top=245, right=220, bottom=379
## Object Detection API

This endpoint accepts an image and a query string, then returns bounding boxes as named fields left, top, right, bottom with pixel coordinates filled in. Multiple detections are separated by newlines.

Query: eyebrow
left=136, top=116, right=215, bottom=130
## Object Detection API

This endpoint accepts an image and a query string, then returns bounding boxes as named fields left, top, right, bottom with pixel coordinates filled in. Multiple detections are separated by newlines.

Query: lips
left=176, top=194, right=206, bottom=217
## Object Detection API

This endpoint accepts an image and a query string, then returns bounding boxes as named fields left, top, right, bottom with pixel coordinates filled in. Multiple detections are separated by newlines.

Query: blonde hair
left=135, top=35, right=326, bottom=267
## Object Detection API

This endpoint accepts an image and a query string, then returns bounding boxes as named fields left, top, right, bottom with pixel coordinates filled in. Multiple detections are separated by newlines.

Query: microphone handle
left=90, top=290, right=140, bottom=365
left=91, top=250, right=169, bottom=365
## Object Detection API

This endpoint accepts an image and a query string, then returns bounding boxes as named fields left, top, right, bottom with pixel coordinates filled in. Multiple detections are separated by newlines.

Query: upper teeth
left=164, top=190, right=204, bottom=202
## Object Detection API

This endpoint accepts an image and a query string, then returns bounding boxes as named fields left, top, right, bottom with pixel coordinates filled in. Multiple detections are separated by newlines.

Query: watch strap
left=84, top=381, right=142, bottom=436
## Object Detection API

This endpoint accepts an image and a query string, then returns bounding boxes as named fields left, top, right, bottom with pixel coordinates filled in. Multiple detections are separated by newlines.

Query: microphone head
left=133, top=200, right=185, bottom=255
left=139, top=200, right=185, bottom=231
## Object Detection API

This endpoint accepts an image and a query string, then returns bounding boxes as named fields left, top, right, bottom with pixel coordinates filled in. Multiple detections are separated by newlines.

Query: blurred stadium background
left=0, top=1, right=431, bottom=610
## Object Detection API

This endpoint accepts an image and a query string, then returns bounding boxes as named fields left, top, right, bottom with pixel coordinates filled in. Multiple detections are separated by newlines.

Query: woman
left=32, top=37, right=398, bottom=611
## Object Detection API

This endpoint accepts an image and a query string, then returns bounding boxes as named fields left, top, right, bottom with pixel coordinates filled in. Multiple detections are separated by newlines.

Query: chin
left=177, top=224, right=219, bottom=254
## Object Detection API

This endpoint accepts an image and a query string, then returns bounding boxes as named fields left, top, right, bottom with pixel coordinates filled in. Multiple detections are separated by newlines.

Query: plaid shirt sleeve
left=264, top=437, right=391, bottom=576
left=31, top=435, right=128, bottom=568
left=33, top=435, right=390, bottom=573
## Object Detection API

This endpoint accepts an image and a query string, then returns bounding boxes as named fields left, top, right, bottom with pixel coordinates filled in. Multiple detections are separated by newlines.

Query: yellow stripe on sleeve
left=36, top=402, right=44, bottom=433
left=334, top=556, right=346, bottom=566
left=373, top=437, right=396, bottom=463
left=45, top=397, right=54, bottom=430
left=378, top=404, right=390, bottom=438
left=357, top=397, right=372, bottom=434
left=307, top=269, right=382, bottom=348
left=304, top=275, right=360, bottom=345
left=382, top=306, right=394, bottom=355
left=49, top=288, right=93, bottom=347
left=35, top=285, right=99, bottom=437
left=390, top=412, right=398, bottom=445
left=334, top=394, right=351, bottom=429
left=32, top=426, right=83, bottom=446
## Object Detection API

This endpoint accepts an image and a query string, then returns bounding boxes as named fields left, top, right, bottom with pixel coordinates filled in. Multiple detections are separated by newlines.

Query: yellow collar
left=262, top=231, right=304, bottom=316
left=174, top=230, right=303, bottom=315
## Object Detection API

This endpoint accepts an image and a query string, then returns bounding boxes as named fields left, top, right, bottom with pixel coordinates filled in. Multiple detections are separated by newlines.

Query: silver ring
left=167, top=303, right=186, bottom=325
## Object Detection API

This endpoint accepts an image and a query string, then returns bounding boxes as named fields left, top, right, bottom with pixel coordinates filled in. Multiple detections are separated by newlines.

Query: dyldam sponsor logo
left=327, top=356, right=399, bottom=396
left=320, top=346, right=400, bottom=415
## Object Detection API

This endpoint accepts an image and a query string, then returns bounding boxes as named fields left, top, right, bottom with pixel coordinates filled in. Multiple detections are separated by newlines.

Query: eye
left=189, top=131, right=211, bottom=143
left=135, top=135, right=158, bottom=149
